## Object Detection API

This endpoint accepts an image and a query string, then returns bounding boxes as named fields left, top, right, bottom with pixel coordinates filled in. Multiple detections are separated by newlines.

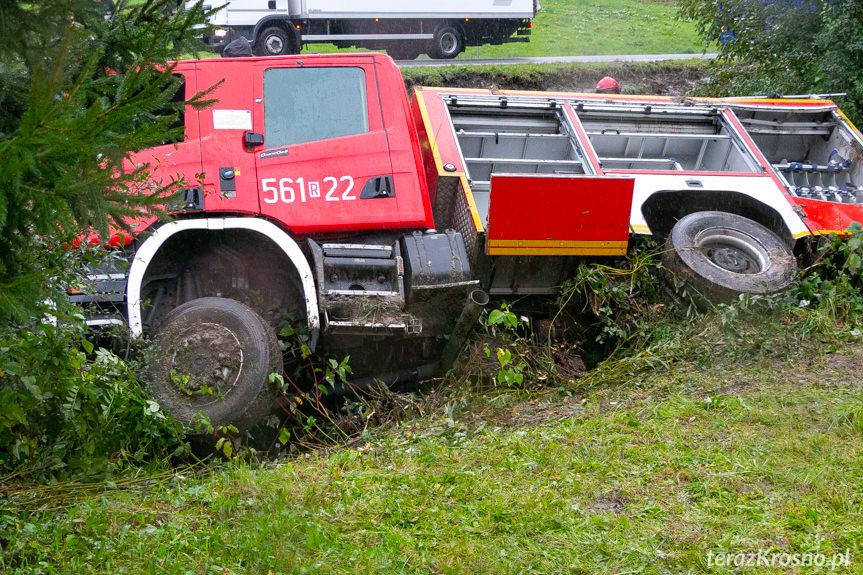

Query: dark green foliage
left=795, top=224, right=863, bottom=321
left=0, top=316, right=188, bottom=481
left=0, top=1, right=214, bottom=480
left=553, top=240, right=664, bottom=365
left=0, top=0, right=213, bottom=320
left=678, top=0, right=863, bottom=122
left=0, top=245, right=189, bottom=480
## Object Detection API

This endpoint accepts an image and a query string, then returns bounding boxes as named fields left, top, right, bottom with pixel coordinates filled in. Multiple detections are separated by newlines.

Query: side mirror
left=243, top=131, right=264, bottom=151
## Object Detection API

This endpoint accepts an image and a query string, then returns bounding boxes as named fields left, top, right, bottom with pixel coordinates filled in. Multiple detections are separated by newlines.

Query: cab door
left=251, top=55, right=399, bottom=234
left=196, top=59, right=263, bottom=215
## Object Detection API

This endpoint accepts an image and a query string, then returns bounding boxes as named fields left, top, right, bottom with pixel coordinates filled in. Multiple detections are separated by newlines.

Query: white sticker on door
left=213, top=110, right=252, bottom=130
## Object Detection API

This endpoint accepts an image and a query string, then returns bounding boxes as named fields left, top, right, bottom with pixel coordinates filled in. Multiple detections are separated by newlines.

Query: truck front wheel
left=148, top=297, right=281, bottom=433
left=256, top=26, right=297, bottom=56
left=662, top=211, right=797, bottom=300
left=429, top=26, right=463, bottom=59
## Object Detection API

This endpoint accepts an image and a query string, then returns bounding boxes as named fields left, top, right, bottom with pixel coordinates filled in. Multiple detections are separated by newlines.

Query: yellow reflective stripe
left=414, top=90, right=462, bottom=177
left=836, top=109, right=861, bottom=135
left=802, top=229, right=850, bottom=236
left=488, top=247, right=628, bottom=256
left=459, top=175, right=484, bottom=233
left=488, top=239, right=629, bottom=248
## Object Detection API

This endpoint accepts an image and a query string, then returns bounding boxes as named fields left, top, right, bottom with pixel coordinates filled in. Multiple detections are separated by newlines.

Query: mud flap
left=485, top=174, right=635, bottom=256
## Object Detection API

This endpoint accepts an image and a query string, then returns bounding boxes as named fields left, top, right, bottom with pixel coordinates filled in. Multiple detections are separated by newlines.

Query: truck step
left=325, top=313, right=422, bottom=336
left=310, top=239, right=414, bottom=335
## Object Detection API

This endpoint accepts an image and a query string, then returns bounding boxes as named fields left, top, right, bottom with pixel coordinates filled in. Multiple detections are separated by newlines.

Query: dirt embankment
left=403, top=61, right=708, bottom=97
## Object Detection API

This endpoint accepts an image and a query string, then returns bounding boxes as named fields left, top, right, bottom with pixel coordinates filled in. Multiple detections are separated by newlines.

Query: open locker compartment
left=574, top=103, right=761, bottom=173
left=731, top=105, right=863, bottom=204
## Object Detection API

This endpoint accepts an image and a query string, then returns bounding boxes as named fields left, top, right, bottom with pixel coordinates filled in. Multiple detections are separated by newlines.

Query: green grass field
left=4, top=329, right=863, bottom=574
left=299, top=0, right=707, bottom=59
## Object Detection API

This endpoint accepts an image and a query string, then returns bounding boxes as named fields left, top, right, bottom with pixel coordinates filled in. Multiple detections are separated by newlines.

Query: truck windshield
left=263, top=66, right=369, bottom=148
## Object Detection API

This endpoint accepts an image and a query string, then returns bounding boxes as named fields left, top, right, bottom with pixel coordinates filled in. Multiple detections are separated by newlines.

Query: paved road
left=397, top=53, right=717, bottom=67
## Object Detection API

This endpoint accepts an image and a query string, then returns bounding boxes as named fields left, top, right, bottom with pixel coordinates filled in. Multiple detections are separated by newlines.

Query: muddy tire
left=428, top=26, right=463, bottom=59
left=148, top=297, right=281, bottom=433
left=255, top=26, right=297, bottom=56
left=662, top=211, right=797, bottom=301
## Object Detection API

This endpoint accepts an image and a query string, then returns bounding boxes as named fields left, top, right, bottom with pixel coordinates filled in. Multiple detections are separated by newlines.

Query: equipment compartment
left=576, top=104, right=761, bottom=173
left=732, top=105, right=863, bottom=204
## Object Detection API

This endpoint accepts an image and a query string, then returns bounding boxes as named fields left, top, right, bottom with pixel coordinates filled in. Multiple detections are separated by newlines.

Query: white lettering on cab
left=262, top=175, right=355, bottom=204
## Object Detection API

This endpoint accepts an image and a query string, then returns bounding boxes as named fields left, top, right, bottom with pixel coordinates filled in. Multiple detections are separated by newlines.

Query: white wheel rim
left=265, top=35, right=284, bottom=54
left=440, top=32, right=457, bottom=54
left=694, top=227, right=770, bottom=275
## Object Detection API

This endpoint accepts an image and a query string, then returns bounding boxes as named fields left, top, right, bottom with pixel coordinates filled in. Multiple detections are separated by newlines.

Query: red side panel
left=411, top=88, right=467, bottom=177
left=795, top=199, right=863, bottom=234
left=486, top=175, right=634, bottom=256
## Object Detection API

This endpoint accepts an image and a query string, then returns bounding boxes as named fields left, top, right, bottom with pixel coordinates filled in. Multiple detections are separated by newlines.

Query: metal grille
left=432, top=176, right=459, bottom=230
left=433, top=176, right=481, bottom=261
left=455, top=179, right=480, bottom=261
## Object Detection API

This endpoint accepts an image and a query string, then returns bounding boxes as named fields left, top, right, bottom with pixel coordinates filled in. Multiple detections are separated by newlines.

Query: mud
left=404, top=61, right=708, bottom=97
left=591, top=492, right=628, bottom=514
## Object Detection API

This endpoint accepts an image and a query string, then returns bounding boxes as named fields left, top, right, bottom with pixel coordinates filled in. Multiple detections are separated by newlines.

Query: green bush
left=679, top=0, right=863, bottom=123
left=0, top=316, right=187, bottom=481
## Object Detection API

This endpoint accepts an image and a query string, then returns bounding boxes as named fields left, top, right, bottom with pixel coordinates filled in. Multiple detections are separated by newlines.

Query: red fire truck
left=74, top=53, right=863, bottom=430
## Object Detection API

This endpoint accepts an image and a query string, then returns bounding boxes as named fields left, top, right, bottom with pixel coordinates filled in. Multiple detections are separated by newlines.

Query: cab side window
left=264, top=67, right=369, bottom=148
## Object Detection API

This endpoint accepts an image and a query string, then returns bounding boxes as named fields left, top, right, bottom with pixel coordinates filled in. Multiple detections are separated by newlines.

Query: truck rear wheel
left=429, top=26, right=463, bottom=59
left=662, top=211, right=797, bottom=301
left=255, top=26, right=298, bottom=56
left=148, top=297, right=281, bottom=433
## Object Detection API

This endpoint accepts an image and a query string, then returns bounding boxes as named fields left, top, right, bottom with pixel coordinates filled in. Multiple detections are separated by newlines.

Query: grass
left=299, top=0, right=707, bottom=60
left=4, top=310, right=863, bottom=574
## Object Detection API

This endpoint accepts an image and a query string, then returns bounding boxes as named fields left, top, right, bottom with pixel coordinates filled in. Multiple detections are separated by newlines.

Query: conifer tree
left=0, top=0, right=212, bottom=319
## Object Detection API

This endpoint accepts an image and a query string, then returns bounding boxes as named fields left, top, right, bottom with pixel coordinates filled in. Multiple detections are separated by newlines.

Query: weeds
left=451, top=227, right=863, bottom=403
left=266, top=338, right=356, bottom=454
left=0, top=316, right=187, bottom=482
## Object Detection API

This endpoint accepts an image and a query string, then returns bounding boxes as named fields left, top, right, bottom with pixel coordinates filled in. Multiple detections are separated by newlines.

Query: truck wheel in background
left=387, top=42, right=422, bottom=61
left=148, top=297, right=281, bottom=433
left=255, top=26, right=297, bottom=56
left=429, top=26, right=464, bottom=59
left=662, top=211, right=797, bottom=301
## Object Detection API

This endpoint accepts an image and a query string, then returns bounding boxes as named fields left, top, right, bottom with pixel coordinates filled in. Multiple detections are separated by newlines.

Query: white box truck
left=194, top=0, right=537, bottom=59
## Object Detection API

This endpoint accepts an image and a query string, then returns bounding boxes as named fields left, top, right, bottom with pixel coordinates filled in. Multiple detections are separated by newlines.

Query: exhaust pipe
left=439, top=288, right=489, bottom=371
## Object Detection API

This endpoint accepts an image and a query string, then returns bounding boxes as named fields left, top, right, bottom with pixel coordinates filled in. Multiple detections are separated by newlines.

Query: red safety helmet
left=596, top=76, right=621, bottom=94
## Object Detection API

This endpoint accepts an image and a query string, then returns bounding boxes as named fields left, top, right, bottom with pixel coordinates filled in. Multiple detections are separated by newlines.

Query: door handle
left=243, top=131, right=264, bottom=151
